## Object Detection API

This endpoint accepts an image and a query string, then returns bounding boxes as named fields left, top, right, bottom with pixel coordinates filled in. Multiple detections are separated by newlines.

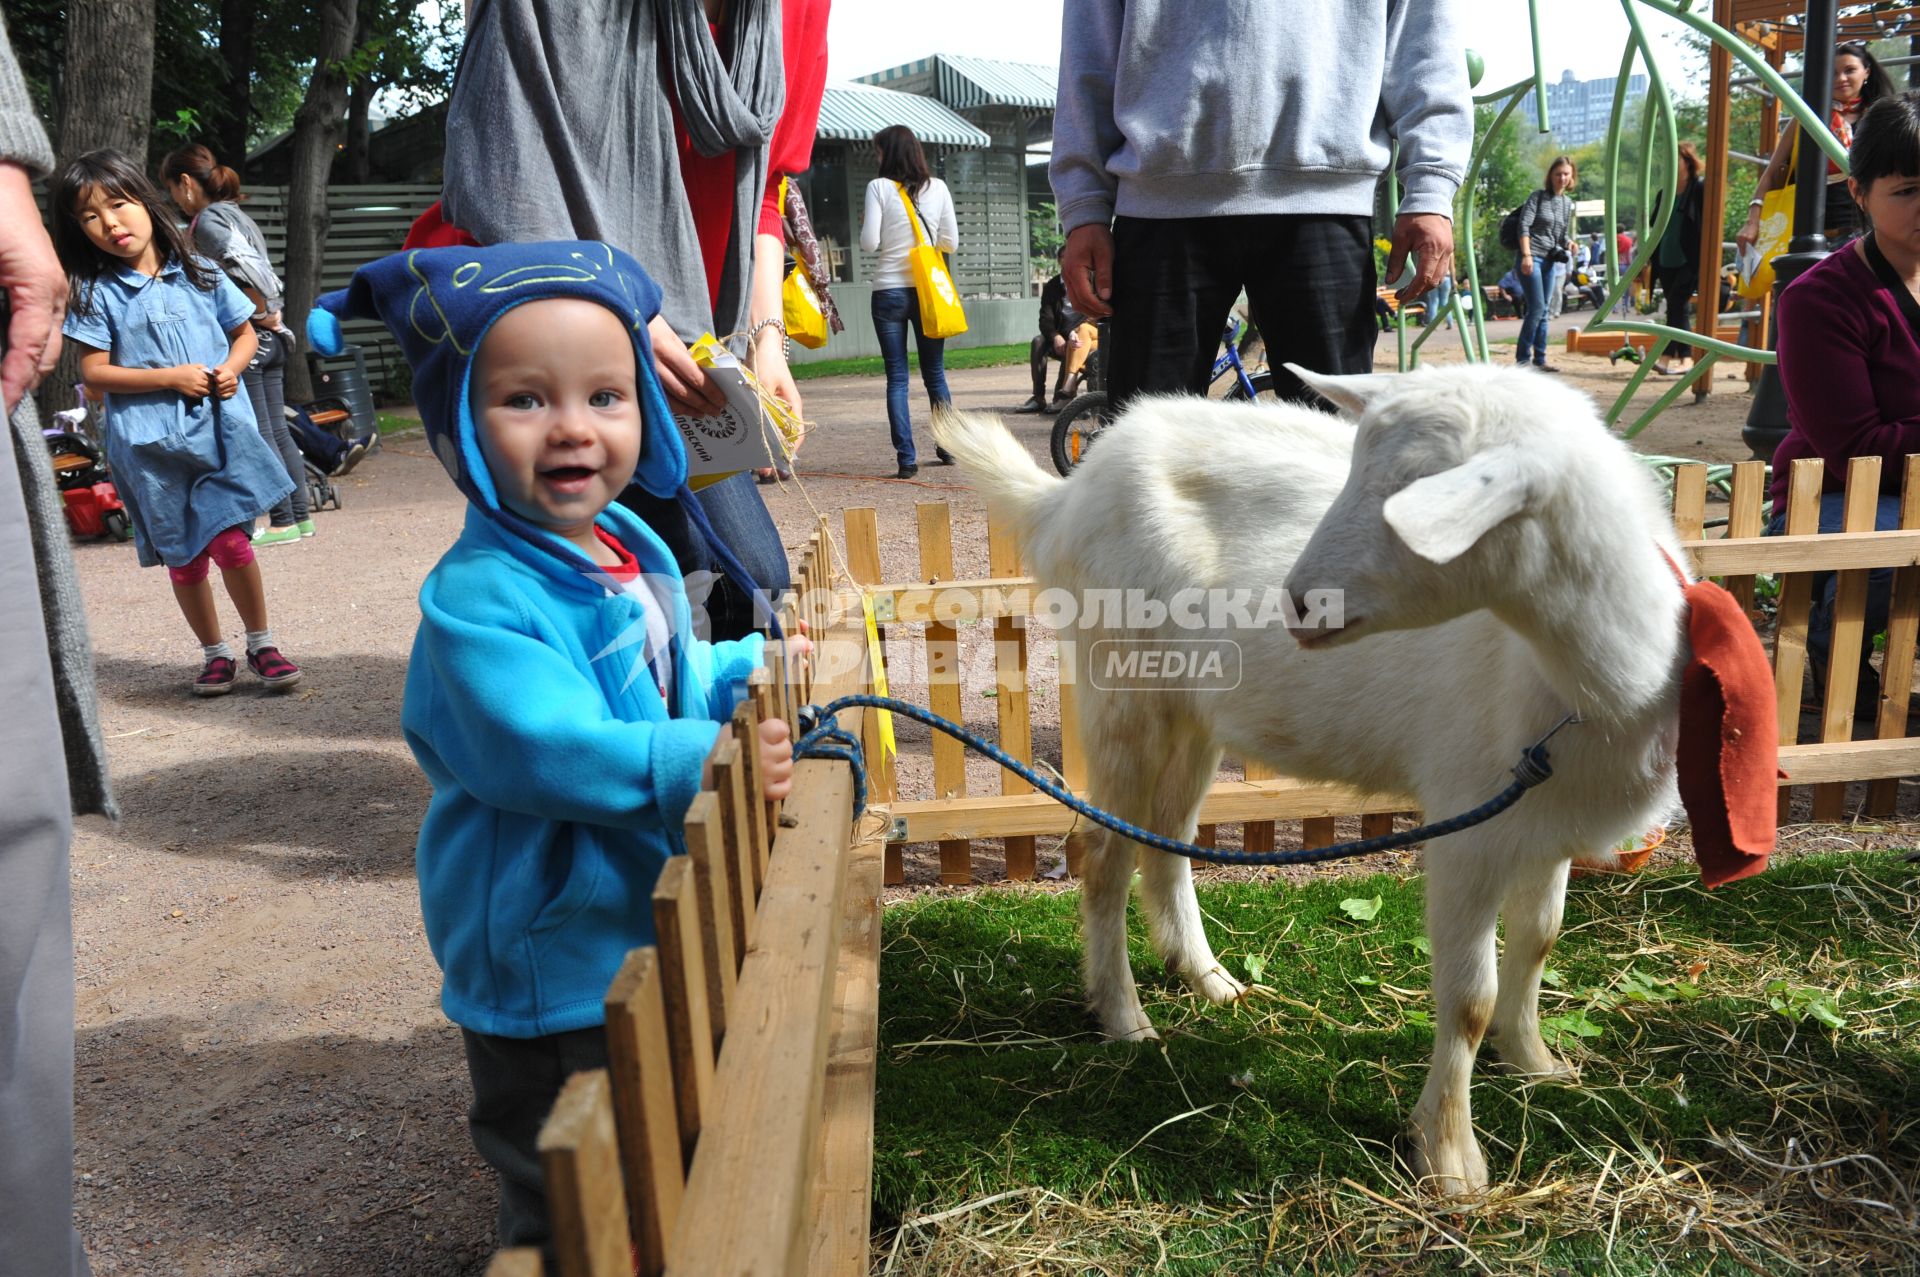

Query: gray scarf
left=442, top=0, right=784, bottom=343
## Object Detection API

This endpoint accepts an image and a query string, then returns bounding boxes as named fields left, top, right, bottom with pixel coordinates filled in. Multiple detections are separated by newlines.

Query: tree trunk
left=54, top=0, right=155, bottom=163
left=282, top=0, right=357, bottom=404
left=218, top=0, right=257, bottom=171
left=45, top=0, right=156, bottom=417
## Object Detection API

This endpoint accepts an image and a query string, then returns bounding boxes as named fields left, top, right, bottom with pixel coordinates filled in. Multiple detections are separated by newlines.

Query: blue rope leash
left=794, top=694, right=1578, bottom=868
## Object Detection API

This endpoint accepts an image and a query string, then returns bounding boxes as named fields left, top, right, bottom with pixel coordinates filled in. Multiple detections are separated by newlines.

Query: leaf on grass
left=1349, top=974, right=1378, bottom=987
left=1243, top=954, right=1266, bottom=983
left=1339, top=896, right=1383, bottom=923
left=1766, top=980, right=1846, bottom=1030
left=1541, top=1009, right=1605, bottom=1046
left=1541, top=967, right=1564, bottom=988
left=1408, top=935, right=1431, bottom=956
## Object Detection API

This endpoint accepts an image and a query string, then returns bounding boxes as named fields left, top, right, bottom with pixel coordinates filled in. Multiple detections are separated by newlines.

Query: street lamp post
left=1742, top=0, right=1840, bottom=459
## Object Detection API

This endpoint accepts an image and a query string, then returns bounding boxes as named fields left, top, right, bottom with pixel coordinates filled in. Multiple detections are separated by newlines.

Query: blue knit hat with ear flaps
left=306, top=241, right=689, bottom=515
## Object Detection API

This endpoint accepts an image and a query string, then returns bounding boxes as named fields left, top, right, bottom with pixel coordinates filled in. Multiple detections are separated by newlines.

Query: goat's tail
left=929, top=409, right=1065, bottom=552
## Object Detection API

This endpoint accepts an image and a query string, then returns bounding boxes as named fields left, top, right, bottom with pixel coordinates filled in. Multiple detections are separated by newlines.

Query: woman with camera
left=1514, top=155, right=1576, bottom=371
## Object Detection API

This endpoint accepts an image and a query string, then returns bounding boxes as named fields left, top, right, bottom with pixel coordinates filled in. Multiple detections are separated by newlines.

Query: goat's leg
left=1080, top=823, right=1154, bottom=1040
left=1408, top=841, right=1500, bottom=1197
left=1134, top=733, right=1242, bottom=1005
left=1489, top=855, right=1575, bottom=1079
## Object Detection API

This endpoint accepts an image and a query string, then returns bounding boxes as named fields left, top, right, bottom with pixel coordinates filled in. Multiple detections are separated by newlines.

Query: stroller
left=285, top=398, right=374, bottom=513
left=44, top=386, right=131, bottom=541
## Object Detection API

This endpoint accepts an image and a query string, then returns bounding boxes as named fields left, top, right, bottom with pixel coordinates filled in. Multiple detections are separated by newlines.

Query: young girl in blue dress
left=52, top=150, right=303, bottom=695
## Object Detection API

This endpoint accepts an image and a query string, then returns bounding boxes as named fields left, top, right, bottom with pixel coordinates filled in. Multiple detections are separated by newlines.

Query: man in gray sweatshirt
left=1051, top=0, right=1473, bottom=407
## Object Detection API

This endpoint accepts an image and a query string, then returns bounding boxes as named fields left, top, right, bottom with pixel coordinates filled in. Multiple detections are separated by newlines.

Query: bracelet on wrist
left=750, top=316, right=790, bottom=362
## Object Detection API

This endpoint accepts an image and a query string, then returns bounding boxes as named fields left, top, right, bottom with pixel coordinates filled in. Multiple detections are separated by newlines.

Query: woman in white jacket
left=860, top=125, right=958, bottom=478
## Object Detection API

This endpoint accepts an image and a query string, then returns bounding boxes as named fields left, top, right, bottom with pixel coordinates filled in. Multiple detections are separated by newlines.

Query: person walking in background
left=1049, top=0, right=1472, bottom=411
left=1737, top=41, right=1895, bottom=255
left=0, top=12, right=114, bottom=1275
left=160, top=144, right=319, bottom=545
left=52, top=151, right=303, bottom=697
left=860, top=125, right=958, bottom=479
left=1515, top=155, right=1577, bottom=371
left=1653, top=141, right=1707, bottom=377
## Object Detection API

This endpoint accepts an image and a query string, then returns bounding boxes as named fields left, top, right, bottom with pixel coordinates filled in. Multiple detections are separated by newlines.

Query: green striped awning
left=816, top=83, right=991, bottom=149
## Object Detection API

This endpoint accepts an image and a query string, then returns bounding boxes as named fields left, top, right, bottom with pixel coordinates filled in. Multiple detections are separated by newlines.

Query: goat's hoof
left=1488, top=1031, right=1576, bottom=1081
left=1097, top=1004, right=1161, bottom=1042
left=1192, top=965, right=1248, bottom=1005
left=1407, top=1123, right=1490, bottom=1199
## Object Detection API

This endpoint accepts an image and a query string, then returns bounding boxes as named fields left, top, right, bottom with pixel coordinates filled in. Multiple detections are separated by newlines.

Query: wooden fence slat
left=710, top=737, right=757, bottom=956
left=537, top=1070, right=632, bottom=1277
left=1301, top=816, right=1337, bottom=849
left=603, top=948, right=687, bottom=1276
left=806, top=821, right=886, bottom=1275
left=486, top=1252, right=543, bottom=1277
left=1725, top=460, right=1768, bottom=616
left=666, top=760, right=854, bottom=1275
left=1775, top=459, right=1824, bottom=821
left=1360, top=813, right=1395, bottom=839
left=651, top=858, right=715, bottom=1167
left=681, top=791, right=738, bottom=1042
left=1813, top=457, right=1882, bottom=820
left=987, top=517, right=1037, bottom=881
left=888, top=779, right=1411, bottom=842
left=1870, top=457, right=1920, bottom=814
left=735, top=679, right=773, bottom=884
left=1671, top=464, right=1708, bottom=542
left=918, top=502, right=972, bottom=886
left=842, top=508, right=901, bottom=884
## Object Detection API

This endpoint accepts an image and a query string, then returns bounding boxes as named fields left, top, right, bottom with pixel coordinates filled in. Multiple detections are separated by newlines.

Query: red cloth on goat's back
left=1676, top=578, right=1777, bottom=887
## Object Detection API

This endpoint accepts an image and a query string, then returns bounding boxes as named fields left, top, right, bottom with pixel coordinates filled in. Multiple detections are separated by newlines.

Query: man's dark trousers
left=1106, top=213, right=1377, bottom=410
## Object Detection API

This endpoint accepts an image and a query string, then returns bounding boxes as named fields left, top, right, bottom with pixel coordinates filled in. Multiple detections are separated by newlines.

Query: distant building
left=1515, top=69, right=1649, bottom=148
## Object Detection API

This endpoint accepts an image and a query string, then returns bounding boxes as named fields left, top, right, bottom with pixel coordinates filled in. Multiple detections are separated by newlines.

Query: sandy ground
left=65, top=324, right=1794, bottom=1274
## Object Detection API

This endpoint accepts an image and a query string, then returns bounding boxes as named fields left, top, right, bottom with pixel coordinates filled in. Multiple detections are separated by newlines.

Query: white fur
left=932, top=363, right=1688, bottom=1197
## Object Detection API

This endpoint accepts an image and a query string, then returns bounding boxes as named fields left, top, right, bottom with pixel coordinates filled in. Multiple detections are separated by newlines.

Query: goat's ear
left=1383, top=448, right=1539, bottom=564
left=1285, top=363, right=1389, bottom=418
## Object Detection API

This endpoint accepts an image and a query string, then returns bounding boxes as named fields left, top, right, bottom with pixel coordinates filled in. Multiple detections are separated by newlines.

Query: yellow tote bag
left=782, top=263, right=830, bottom=349
left=1738, top=135, right=1797, bottom=301
left=895, top=182, right=968, bottom=339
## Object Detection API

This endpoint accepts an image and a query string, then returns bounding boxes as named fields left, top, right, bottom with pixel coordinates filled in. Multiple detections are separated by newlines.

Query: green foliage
left=1027, top=201, right=1065, bottom=279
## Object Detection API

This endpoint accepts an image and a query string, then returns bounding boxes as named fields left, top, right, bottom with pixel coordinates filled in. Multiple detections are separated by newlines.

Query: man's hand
left=0, top=162, right=66, bottom=416
left=648, top=315, right=728, bottom=418
left=1387, top=213, right=1454, bottom=303
left=1062, top=224, right=1114, bottom=319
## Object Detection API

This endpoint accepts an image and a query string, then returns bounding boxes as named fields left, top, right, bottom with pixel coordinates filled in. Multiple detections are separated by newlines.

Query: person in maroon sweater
left=1768, top=90, right=1920, bottom=712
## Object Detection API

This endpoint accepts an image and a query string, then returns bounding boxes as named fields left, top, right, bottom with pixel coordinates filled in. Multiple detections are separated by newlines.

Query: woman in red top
left=1766, top=91, right=1920, bottom=715
left=1738, top=42, right=1895, bottom=251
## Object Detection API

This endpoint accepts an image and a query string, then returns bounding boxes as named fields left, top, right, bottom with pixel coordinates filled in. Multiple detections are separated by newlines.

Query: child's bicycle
left=1050, top=319, right=1274, bottom=476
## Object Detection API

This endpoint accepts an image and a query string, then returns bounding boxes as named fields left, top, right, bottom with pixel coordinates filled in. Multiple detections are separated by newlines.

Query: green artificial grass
left=790, top=341, right=1031, bottom=381
left=874, top=853, right=1920, bottom=1273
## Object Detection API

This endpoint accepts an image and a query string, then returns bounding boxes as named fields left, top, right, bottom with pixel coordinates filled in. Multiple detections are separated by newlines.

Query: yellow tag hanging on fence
left=862, top=593, right=897, bottom=760
left=894, top=182, right=968, bottom=340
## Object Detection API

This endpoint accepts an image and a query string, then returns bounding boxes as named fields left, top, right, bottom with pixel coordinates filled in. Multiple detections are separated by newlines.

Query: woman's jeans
left=1515, top=262, right=1551, bottom=365
left=1766, top=491, right=1902, bottom=701
left=870, top=287, right=951, bottom=466
left=246, top=327, right=307, bottom=526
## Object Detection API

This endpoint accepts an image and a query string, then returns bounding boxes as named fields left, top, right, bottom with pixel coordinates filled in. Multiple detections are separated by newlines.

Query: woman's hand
left=752, top=327, right=803, bottom=446
left=1735, top=209, right=1762, bottom=252
left=648, top=315, right=727, bottom=418
left=1519, top=255, right=1534, bottom=278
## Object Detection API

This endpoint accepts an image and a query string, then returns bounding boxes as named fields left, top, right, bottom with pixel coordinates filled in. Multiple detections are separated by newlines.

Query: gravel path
left=67, top=336, right=1770, bottom=1274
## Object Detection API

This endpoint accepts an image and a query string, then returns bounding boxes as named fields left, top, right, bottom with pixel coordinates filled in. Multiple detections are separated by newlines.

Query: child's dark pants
left=462, top=1025, right=610, bottom=1255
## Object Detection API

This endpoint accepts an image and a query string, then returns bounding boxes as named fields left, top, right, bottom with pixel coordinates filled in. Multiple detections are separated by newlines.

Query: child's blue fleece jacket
left=311, top=241, right=763, bottom=1037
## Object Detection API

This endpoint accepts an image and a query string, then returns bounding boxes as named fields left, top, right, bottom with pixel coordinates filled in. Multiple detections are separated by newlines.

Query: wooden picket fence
left=837, top=456, right=1920, bottom=886
left=484, top=527, right=882, bottom=1277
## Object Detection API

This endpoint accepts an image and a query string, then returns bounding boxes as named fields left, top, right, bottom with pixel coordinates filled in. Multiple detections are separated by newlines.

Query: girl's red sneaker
left=246, top=646, right=303, bottom=690
left=192, top=655, right=237, bottom=697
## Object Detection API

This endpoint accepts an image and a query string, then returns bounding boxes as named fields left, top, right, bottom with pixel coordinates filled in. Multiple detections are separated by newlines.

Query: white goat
left=932, top=363, right=1688, bottom=1196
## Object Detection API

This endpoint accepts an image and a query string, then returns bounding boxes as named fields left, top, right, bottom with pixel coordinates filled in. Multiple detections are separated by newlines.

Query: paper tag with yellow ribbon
left=682, top=334, right=804, bottom=491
